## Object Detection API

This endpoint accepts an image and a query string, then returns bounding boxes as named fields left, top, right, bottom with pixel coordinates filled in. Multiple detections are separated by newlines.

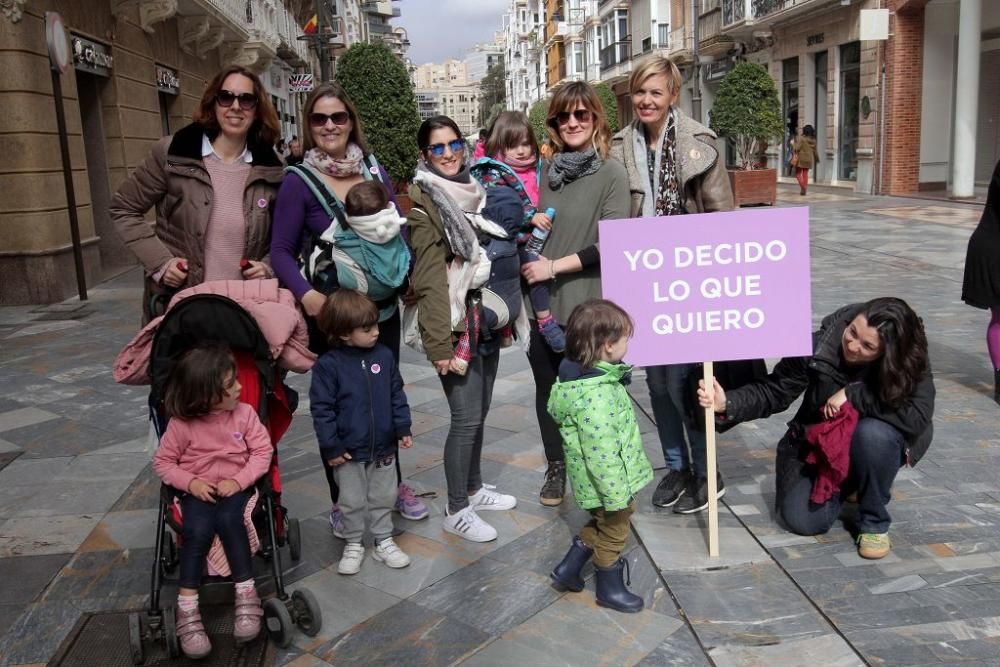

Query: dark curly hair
left=860, top=297, right=929, bottom=408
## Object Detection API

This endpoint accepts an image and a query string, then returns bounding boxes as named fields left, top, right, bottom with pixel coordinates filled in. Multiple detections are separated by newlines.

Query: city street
left=1, top=184, right=998, bottom=666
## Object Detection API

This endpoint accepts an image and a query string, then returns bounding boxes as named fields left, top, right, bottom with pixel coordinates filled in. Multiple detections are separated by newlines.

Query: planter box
left=728, top=168, right=777, bottom=207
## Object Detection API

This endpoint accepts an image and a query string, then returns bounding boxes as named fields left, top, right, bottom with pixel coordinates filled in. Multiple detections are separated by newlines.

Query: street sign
left=289, top=73, right=314, bottom=93
left=45, top=12, right=70, bottom=74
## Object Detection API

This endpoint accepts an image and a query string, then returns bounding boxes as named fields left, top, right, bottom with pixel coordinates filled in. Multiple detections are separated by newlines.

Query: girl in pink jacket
left=152, top=345, right=272, bottom=659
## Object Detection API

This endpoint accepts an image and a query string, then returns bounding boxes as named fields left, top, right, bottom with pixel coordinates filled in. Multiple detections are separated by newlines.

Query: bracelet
left=548, top=259, right=557, bottom=281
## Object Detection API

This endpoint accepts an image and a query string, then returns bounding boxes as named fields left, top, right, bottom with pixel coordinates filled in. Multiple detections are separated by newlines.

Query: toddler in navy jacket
left=310, top=289, right=413, bottom=575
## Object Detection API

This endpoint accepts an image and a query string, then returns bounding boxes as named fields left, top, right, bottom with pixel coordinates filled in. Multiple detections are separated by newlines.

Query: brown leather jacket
left=610, top=110, right=734, bottom=216
left=110, top=122, right=284, bottom=318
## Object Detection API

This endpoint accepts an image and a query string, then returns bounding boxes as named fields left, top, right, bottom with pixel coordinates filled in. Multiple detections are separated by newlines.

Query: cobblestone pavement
left=0, top=184, right=996, bottom=666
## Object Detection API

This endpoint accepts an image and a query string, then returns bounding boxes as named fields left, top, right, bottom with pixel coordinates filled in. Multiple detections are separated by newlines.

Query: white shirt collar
left=201, top=134, right=253, bottom=163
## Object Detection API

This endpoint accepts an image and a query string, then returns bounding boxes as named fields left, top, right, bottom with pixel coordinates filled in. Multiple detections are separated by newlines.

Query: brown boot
left=233, top=585, right=264, bottom=643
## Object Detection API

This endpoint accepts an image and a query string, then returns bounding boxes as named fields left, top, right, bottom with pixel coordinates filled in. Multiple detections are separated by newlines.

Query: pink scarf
left=304, top=142, right=364, bottom=177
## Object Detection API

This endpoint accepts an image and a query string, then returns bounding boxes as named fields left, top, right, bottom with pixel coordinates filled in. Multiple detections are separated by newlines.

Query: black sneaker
left=673, top=473, right=726, bottom=514
left=651, top=469, right=690, bottom=507
left=540, top=461, right=566, bottom=506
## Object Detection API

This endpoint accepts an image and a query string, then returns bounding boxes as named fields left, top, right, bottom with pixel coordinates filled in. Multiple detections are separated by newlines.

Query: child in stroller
left=152, top=344, right=272, bottom=659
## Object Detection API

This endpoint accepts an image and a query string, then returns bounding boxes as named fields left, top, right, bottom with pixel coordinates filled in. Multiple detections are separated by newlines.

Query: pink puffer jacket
left=114, top=279, right=316, bottom=385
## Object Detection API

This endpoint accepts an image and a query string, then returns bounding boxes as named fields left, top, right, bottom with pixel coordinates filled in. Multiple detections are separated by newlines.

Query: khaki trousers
left=579, top=500, right=636, bottom=568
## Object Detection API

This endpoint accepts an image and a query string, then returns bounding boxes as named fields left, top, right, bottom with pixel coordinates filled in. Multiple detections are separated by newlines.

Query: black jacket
left=720, top=304, right=935, bottom=465
left=309, top=343, right=412, bottom=463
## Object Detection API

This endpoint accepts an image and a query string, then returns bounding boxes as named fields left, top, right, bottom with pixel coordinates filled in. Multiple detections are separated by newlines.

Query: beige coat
left=610, top=110, right=734, bottom=216
left=793, top=136, right=818, bottom=170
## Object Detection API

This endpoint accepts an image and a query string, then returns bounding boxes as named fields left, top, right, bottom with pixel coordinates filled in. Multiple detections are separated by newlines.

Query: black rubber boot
left=594, top=558, right=644, bottom=613
left=550, top=536, right=593, bottom=592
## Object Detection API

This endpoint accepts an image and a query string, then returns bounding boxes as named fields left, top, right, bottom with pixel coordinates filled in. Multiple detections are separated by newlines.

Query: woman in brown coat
left=111, top=65, right=283, bottom=321
left=793, top=125, right=819, bottom=195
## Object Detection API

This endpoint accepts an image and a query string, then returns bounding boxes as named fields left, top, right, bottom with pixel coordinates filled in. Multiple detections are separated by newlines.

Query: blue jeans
left=776, top=418, right=906, bottom=536
left=178, top=491, right=254, bottom=588
left=440, top=351, right=500, bottom=513
left=645, top=364, right=707, bottom=477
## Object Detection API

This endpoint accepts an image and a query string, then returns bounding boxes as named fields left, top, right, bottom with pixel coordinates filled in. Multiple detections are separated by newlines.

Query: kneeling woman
left=698, top=298, right=935, bottom=560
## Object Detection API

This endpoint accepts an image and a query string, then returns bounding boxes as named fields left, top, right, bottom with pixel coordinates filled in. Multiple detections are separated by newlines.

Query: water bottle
left=525, top=207, right=556, bottom=255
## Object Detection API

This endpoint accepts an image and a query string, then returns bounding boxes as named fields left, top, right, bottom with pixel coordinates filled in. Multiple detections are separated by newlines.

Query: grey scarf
left=412, top=163, right=483, bottom=261
left=548, top=148, right=602, bottom=190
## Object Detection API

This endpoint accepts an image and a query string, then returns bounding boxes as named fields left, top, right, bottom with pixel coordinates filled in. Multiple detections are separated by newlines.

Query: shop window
left=839, top=42, right=860, bottom=181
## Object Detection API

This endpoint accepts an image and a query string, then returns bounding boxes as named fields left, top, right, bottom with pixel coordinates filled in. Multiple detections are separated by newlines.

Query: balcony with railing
left=545, top=19, right=568, bottom=46
left=698, top=5, right=733, bottom=58
left=721, top=0, right=825, bottom=35
left=599, top=39, right=631, bottom=82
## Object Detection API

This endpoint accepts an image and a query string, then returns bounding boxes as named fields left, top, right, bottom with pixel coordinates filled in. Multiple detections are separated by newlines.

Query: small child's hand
left=327, top=453, right=352, bottom=467
left=188, top=478, right=216, bottom=503
left=530, top=212, right=552, bottom=231
left=216, top=479, right=241, bottom=497
left=399, top=435, right=413, bottom=449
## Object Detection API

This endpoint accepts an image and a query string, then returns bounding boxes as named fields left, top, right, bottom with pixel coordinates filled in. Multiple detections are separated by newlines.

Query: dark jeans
left=776, top=418, right=906, bottom=536
left=645, top=363, right=708, bottom=477
left=518, top=250, right=552, bottom=313
left=317, top=308, right=403, bottom=505
left=526, top=323, right=564, bottom=463
left=440, top=351, right=500, bottom=513
left=179, top=491, right=254, bottom=589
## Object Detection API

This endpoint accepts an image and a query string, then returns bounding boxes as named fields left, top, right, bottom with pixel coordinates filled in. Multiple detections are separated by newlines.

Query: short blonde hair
left=629, top=55, right=683, bottom=98
left=545, top=81, right=612, bottom=159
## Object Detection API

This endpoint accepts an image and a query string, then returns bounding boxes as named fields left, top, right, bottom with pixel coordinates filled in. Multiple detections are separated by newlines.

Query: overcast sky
left=397, top=0, right=507, bottom=64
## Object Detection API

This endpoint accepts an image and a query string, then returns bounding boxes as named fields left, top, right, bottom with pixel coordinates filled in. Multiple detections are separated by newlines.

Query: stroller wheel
left=162, top=531, right=178, bottom=574
left=263, top=598, right=293, bottom=648
left=291, top=589, right=322, bottom=637
left=163, top=607, right=180, bottom=659
left=128, top=613, right=144, bottom=665
left=288, top=518, right=301, bottom=561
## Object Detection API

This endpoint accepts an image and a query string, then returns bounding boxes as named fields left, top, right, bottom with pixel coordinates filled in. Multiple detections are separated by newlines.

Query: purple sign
left=600, top=207, right=812, bottom=367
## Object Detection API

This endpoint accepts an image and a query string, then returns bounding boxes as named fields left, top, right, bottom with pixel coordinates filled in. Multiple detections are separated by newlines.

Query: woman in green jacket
left=547, top=300, right=653, bottom=613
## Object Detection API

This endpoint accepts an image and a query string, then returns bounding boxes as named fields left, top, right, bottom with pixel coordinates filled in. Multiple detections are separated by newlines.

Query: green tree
left=335, top=42, right=422, bottom=186
left=593, top=82, right=619, bottom=134
left=528, top=98, right=549, bottom=143
left=708, top=62, right=783, bottom=170
left=478, top=63, right=506, bottom=127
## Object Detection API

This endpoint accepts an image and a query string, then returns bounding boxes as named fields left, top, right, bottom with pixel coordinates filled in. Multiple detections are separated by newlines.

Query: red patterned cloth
left=804, top=402, right=860, bottom=504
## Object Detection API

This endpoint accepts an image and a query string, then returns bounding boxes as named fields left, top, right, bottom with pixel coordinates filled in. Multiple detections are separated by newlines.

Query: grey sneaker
left=540, top=461, right=566, bottom=507
left=651, top=469, right=690, bottom=508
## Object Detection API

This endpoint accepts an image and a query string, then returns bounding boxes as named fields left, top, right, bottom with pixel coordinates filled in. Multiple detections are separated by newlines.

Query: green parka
left=547, top=360, right=654, bottom=511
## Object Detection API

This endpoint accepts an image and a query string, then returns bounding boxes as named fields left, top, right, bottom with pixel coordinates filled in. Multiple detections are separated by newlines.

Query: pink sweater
left=153, top=402, right=272, bottom=492
left=511, top=162, right=540, bottom=207
left=203, top=155, right=252, bottom=282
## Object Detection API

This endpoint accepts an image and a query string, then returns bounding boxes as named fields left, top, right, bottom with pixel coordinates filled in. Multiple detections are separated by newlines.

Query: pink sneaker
left=233, top=586, right=264, bottom=643
left=175, top=606, right=211, bottom=659
left=395, top=483, right=429, bottom=520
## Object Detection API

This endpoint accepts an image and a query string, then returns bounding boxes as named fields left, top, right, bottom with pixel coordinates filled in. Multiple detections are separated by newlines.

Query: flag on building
left=303, top=14, right=317, bottom=34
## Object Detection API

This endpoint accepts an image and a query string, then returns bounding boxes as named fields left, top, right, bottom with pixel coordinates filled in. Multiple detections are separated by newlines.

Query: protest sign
left=600, top=206, right=812, bottom=557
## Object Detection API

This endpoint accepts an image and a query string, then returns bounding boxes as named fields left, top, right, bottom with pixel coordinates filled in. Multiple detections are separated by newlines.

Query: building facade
left=0, top=0, right=312, bottom=305
left=412, top=60, right=481, bottom=136
left=465, top=40, right=505, bottom=83
left=504, top=0, right=548, bottom=111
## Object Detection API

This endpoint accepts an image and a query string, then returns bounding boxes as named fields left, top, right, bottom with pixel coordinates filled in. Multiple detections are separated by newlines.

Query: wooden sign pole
left=704, top=360, right=719, bottom=558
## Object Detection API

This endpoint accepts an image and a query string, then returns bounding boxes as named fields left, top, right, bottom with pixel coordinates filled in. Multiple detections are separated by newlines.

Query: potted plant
left=709, top=62, right=784, bottom=207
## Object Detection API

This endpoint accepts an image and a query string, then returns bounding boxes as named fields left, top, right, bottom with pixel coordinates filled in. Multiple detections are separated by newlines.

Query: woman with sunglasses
left=609, top=54, right=735, bottom=515
left=270, top=82, right=430, bottom=531
left=111, top=65, right=283, bottom=322
left=520, top=81, right=631, bottom=507
left=408, top=115, right=519, bottom=543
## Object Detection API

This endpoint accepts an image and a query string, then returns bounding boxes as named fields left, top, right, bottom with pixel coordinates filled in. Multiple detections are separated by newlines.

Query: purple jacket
left=271, top=164, right=398, bottom=301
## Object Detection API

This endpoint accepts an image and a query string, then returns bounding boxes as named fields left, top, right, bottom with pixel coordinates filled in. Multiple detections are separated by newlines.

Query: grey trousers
left=333, top=454, right=398, bottom=543
left=439, top=351, right=500, bottom=513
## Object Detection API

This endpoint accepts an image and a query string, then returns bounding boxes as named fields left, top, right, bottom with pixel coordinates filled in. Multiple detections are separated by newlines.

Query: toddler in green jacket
left=547, top=299, right=654, bottom=613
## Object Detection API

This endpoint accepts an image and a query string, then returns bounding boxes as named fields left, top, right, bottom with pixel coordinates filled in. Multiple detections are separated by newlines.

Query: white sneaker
left=373, top=537, right=411, bottom=568
left=468, top=483, right=517, bottom=511
left=338, top=542, right=365, bottom=575
left=442, top=505, right=498, bottom=542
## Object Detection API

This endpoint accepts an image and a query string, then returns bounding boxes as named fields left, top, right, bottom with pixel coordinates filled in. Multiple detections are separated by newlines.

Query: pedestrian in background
left=523, top=81, right=631, bottom=508
left=793, top=125, right=819, bottom=195
left=111, top=65, right=284, bottom=323
left=962, top=159, right=1000, bottom=404
left=285, top=137, right=304, bottom=166
left=547, top=299, right=652, bottom=613
left=610, top=54, right=734, bottom=514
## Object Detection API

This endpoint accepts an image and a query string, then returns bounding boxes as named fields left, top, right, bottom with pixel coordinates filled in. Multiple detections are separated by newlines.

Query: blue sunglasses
left=427, top=139, right=466, bottom=157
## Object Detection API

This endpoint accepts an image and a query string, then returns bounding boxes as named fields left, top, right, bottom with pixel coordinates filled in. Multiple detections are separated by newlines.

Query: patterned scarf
left=304, top=142, right=364, bottom=178
left=652, top=108, right=682, bottom=216
left=548, top=148, right=602, bottom=190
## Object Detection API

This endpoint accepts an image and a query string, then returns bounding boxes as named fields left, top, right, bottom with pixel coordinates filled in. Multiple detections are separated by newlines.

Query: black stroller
left=127, top=294, right=321, bottom=663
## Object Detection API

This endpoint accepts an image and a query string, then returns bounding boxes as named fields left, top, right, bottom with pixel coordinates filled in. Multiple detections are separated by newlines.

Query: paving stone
left=631, top=510, right=771, bottom=572
left=0, top=513, right=102, bottom=557
left=0, top=407, right=58, bottom=433
left=709, top=633, right=863, bottom=666
left=0, top=553, right=71, bottom=605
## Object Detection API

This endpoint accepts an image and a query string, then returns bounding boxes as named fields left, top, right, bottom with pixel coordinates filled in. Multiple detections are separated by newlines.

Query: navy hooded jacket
left=309, top=343, right=412, bottom=463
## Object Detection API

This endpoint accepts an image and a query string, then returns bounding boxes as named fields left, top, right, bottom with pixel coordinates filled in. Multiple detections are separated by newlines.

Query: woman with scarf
left=521, top=81, right=631, bottom=507
left=270, top=82, right=429, bottom=531
left=609, top=55, right=734, bottom=515
left=408, top=115, right=520, bottom=543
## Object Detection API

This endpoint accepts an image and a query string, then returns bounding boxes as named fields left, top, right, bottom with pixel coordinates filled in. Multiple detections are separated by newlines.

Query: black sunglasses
left=427, top=139, right=466, bottom=157
left=309, top=111, right=351, bottom=127
left=550, top=109, right=593, bottom=127
left=215, top=89, right=258, bottom=111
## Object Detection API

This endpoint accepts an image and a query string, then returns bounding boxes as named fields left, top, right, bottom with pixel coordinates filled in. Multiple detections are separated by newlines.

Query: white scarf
left=345, top=205, right=405, bottom=243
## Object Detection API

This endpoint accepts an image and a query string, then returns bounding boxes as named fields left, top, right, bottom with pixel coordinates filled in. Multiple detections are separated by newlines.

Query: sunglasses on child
left=215, top=90, right=259, bottom=111
left=550, top=109, right=593, bottom=126
left=427, top=139, right=466, bottom=157
left=308, top=111, right=352, bottom=127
